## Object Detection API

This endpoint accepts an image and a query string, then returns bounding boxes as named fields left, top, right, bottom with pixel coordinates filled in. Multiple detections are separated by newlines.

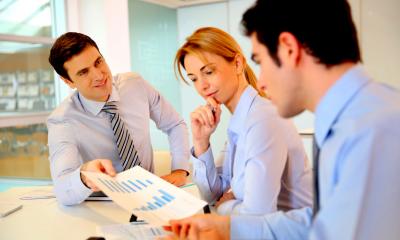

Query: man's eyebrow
left=76, top=67, right=88, bottom=76
left=75, top=56, right=102, bottom=76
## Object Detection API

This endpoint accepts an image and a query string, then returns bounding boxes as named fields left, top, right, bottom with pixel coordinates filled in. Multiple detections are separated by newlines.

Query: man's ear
left=234, top=54, right=245, bottom=75
left=61, top=76, right=75, bottom=89
left=277, top=32, right=301, bottom=67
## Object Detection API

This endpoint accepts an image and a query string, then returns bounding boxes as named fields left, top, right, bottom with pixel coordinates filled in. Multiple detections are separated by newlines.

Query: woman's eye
left=205, top=70, right=213, bottom=75
left=190, top=78, right=197, bottom=82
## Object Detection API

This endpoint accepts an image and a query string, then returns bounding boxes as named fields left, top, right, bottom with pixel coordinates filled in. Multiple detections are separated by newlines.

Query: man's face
left=62, top=46, right=113, bottom=102
left=250, top=33, right=305, bottom=118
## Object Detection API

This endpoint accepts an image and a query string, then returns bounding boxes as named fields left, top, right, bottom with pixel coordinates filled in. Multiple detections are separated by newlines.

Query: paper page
left=83, top=166, right=207, bottom=226
left=97, top=222, right=167, bottom=240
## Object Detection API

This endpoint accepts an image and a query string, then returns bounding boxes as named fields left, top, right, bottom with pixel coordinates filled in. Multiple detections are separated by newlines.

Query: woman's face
left=184, top=52, right=243, bottom=108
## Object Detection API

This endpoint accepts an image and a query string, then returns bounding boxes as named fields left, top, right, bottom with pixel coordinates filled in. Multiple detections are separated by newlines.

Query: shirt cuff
left=231, top=215, right=271, bottom=239
left=190, top=147, right=206, bottom=177
left=191, top=146, right=217, bottom=181
left=170, top=145, right=190, bottom=172
left=190, top=146, right=215, bottom=169
left=171, top=168, right=190, bottom=176
left=72, top=167, right=93, bottom=199
left=171, top=159, right=190, bottom=173
left=217, top=199, right=239, bottom=215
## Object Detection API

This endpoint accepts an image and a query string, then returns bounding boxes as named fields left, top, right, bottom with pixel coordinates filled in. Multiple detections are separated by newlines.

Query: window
left=0, top=0, right=55, bottom=116
left=0, top=0, right=65, bottom=179
left=0, top=41, right=55, bottom=113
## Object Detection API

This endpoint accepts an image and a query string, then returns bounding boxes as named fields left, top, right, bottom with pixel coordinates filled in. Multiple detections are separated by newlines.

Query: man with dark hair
left=164, top=1, right=400, bottom=239
left=47, top=32, right=190, bottom=206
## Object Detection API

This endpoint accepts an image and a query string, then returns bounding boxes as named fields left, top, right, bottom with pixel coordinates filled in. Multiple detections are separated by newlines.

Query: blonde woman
left=175, top=27, right=313, bottom=215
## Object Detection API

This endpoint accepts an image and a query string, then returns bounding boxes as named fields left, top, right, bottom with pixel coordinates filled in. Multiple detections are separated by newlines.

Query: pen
left=180, top=183, right=195, bottom=188
left=207, top=103, right=216, bottom=116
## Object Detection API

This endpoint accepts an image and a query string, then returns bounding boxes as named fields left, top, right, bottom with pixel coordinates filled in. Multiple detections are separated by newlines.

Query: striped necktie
left=312, top=135, right=320, bottom=218
left=102, top=101, right=140, bottom=170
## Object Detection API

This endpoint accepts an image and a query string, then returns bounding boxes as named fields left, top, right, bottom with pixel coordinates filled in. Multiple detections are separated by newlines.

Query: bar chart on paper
left=83, top=167, right=207, bottom=226
left=98, top=222, right=167, bottom=240
left=98, top=178, right=178, bottom=211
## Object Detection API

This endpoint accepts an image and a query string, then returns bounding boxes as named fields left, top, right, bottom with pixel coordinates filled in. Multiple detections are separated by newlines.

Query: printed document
left=83, top=166, right=207, bottom=225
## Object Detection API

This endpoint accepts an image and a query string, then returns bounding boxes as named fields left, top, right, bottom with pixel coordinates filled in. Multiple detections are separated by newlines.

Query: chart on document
left=83, top=166, right=207, bottom=226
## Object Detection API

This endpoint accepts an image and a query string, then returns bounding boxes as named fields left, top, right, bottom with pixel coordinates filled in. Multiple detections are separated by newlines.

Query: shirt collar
left=314, top=65, right=370, bottom=147
left=78, top=84, right=120, bottom=116
left=228, top=86, right=258, bottom=140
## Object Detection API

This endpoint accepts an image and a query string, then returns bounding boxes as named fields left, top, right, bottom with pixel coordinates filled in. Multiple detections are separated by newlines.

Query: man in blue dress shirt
left=47, top=32, right=190, bottom=206
left=165, top=1, right=400, bottom=239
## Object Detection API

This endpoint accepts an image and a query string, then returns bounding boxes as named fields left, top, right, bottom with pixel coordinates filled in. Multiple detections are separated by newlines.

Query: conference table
left=0, top=184, right=202, bottom=240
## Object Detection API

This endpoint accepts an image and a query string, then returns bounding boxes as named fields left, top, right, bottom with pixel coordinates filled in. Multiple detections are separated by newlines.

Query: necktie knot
left=102, top=101, right=118, bottom=115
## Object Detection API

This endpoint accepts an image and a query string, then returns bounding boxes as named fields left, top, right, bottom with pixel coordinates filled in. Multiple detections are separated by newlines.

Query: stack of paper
left=83, top=166, right=207, bottom=226
left=97, top=222, right=167, bottom=240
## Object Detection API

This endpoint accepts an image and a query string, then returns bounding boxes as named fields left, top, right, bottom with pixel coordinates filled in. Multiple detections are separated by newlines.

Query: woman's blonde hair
left=174, top=27, right=266, bottom=97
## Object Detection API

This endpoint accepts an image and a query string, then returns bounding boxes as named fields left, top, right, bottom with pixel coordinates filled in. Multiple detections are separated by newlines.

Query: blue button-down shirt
left=231, top=65, right=400, bottom=239
left=47, top=72, right=190, bottom=206
left=192, top=86, right=312, bottom=216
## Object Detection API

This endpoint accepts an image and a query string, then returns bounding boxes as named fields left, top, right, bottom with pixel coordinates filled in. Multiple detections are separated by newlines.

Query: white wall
left=177, top=0, right=315, bottom=159
left=359, top=0, right=400, bottom=89
left=62, top=0, right=132, bottom=100
left=59, top=0, right=399, bottom=156
left=177, top=0, right=400, bottom=160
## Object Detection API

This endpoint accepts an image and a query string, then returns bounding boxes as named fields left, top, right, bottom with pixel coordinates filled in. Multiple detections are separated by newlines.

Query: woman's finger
left=203, top=105, right=216, bottom=126
left=194, top=108, right=212, bottom=127
left=190, top=111, right=206, bottom=126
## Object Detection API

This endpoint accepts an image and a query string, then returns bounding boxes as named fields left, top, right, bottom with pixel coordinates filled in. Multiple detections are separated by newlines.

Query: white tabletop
left=0, top=185, right=201, bottom=240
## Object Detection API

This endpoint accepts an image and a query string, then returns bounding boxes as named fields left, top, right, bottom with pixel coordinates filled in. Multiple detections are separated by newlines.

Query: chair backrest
left=153, top=151, right=171, bottom=177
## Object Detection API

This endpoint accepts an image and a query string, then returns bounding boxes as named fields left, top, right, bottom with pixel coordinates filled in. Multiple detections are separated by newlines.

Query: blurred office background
left=0, top=0, right=399, bottom=189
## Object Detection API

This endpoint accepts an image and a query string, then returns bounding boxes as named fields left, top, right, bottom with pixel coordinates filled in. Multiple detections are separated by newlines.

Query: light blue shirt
left=47, top=72, right=190, bottom=206
left=231, top=65, right=400, bottom=239
left=192, top=86, right=312, bottom=215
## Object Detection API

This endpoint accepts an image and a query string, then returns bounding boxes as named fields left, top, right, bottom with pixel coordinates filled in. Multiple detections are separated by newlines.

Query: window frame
left=0, top=0, right=66, bottom=128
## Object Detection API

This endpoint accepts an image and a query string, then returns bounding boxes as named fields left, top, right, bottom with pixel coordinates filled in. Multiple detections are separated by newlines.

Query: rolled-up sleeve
left=192, top=147, right=230, bottom=203
left=47, top=119, right=92, bottom=205
left=142, top=78, right=190, bottom=172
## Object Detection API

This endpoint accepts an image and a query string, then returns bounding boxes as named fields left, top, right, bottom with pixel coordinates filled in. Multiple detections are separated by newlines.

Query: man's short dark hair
left=242, top=0, right=361, bottom=67
left=49, top=32, right=100, bottom=81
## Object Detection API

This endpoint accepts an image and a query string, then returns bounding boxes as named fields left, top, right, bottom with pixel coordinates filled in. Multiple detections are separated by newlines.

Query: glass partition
left=0, top=41, right=54, bottom=114
left=0, top=123, right=50, bottom=178
left=0, top=0, right=64, bottom=180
